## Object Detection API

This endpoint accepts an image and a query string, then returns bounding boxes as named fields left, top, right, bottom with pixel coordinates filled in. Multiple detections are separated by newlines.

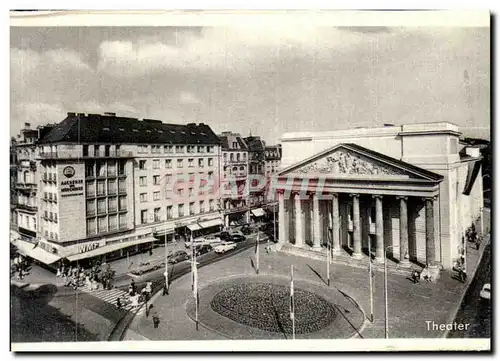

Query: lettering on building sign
left=79, top=242, right=101, bottom=254
left=60, top=179, right=84, bottom=197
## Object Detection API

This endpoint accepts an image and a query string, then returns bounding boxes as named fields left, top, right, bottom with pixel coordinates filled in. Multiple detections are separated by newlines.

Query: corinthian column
left=351, top=194, right=362, bottom=259
left=294, top=193, right=303, bottom=247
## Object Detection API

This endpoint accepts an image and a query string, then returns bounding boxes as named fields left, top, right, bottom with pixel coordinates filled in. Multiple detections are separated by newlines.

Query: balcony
left=38, top=150, right=134, bottom=160
left=16, top=182, right=36, bottom=190
left=17, top=203, right=37, bottom=213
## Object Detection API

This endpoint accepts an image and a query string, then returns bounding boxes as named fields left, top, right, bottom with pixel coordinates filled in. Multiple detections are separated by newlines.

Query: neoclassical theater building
left=272, top=122, right=484, bottom=278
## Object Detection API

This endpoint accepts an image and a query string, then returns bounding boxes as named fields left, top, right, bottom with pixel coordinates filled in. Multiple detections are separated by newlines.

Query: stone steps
left=279, top=244, right=415, bottom=277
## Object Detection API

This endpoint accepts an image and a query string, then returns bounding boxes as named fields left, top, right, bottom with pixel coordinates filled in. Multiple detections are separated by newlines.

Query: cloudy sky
left=10, top=25, right=490, bottom=143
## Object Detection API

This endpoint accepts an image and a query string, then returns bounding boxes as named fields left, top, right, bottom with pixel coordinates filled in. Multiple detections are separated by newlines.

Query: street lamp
left=384, top=245, right=399, bottom=339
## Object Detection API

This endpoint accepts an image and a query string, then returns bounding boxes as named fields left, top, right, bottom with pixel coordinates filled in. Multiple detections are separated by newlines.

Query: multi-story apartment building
left=10, top=112, right=222, bottom=268
left=264, top=145, right=282, bottom=202
left=11, top=123, right=54, bottom=245
left=218, top=132, right=250, bottom=227
left=244, top=135, right=266, bottom=208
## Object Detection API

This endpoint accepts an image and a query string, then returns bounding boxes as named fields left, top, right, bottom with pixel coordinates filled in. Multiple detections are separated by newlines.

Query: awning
left=251, top=208, right=266, bottom=217
left=198, top=219, right=223, bottom=229
left=187, top=224, right=202, bottom=232
left=65, top=236, right=156, bottom=262
left=13, top=239, right=61, bottom=265
left=153, top=228, right=175, bottom=237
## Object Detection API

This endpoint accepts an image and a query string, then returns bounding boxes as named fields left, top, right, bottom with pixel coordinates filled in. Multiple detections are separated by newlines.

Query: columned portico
left=272, top=142, right=444, bottom=275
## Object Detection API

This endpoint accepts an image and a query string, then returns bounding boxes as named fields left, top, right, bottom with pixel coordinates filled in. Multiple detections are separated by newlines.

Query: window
left=139, top=176, right=147, bottom=186
left=164, top=145, right=173, bottom=154
left=175, top=145, right=184, bottom=153
left=166, top=206, right=173, bottom=219
left=232, top=141, right=238, bottom=148
left=118, top=178, right=126, bottom=193
left=237, top=153, right=241, bottom=161
left=97, top=161, right=106, bottom=177
left=153, top=159, right=160, bottom=169
left=165, top=174, right=172, bottom=184
left=177, top=188, right=184, bottom=197
left=107, top=161, right=117, bottom=177
left=119, top=214, right=127, bottom=229
left=118, top=160, right=126, bottom=175
left=189, top=202, right=195, bottom=215
left=86, top=181, right=95, bottom=197
left=243, top=153, right=247, bottom=161
left=86, top=199, right=96, bottom=216
left=141, top=210, right=148, bottom=224
left=98, top=198, right=106, bottom=214
left=165, top=159, right=172, bottom=168
left=97, top=180, right=106, bottom=196
left=188, top=158, right=194, bottom=167
left=105, top=145, right=110, bottom=157
left=95, top=146, right=101, bottom=157
left=85, top=162, right=95, bottom=177
left=207, top=146, right=214, bottom=153
left=151, top=145, right=159, bottom=154
left=98, top=216, right=107, bottom=233
left=178, top=204, right=184, bottom=217
left=187, top=145, right=196, bottom=153
left=153, top=175, right=160, bottom=185
left=189, top=188, right=194, bottom=196
left=83, top=145, right=89, bottom=157
left=208, top=158, right=214, bottom=167
left=140, top=193, right=148, bottom=203
left=209, top=199, right=215, bottom=211
left=119, top=196, right=127, bottom=211
left=138, top=145, right=148, bottom=154
left=87, top=218, right=96, bottom=235
left=223, top=153, right=227, bottom=161
left=198, top=158, right=204, bottom=167
left=139, top=160, right=147, bottom=170
left=230, top=153, right=234, bottom=162
left=197, top=146, right=205, bottom=153
left=200, top=200, right=205, bottom=213
left=108, top=179, right=117, bottom=195
left=177, top=159, right=183, bottom=168
left=153, top=191, right=160, bottom=201
left=108, top=197, right=117, bottom=212
left=108, top=214, right=118, bottom=231
left=154, top=207, right=161, bottom=222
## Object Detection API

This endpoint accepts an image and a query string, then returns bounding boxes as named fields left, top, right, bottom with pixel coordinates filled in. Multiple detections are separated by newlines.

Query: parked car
left=168, top=250, right=190, bottom=264
left=230, top=234, right=246, bottom=243
left=214, top=241, right=237, bottom=254
left=202, top=235, right=223, bottom=246
left=194, top=244, right=213, bottom=256
left=241, top=224, right=253, bottom=235
left=185, top=237, right=209, bottom=248
left=217, top=231, right=231, bottom=241
left=480, top=283, right=491, bottom=301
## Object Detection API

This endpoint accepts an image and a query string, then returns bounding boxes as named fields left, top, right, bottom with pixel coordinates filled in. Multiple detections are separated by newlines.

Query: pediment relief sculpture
left=295, top=149, right=404, bottom=176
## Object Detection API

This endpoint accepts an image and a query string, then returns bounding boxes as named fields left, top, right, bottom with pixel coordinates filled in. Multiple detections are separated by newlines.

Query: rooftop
left=39, top=112, right=221, bottom=145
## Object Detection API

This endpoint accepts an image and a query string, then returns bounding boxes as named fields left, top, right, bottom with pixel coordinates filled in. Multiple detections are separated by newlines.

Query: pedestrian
left=56, top=267, right=62, bottom=278
left=116, top=297, right=122, bottom=309
left=131, top=280, right=136, bottom=293
left=152, top=313, right=160, bottom=329
left=162, top=283, right=169, bottom=296
left=412, top=270, right=420, bottom=284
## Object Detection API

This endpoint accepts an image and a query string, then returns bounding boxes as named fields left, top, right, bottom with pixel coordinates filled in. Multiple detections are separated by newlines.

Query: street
left=448, top=243, right=491, bottom=338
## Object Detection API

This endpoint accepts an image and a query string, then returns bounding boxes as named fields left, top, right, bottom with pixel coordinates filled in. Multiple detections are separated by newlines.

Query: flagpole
left=164, top=233, right=169, bottom=293
left=194, top=243, right=199, bottom=331
left=256, top=231, right=260, bottom=275
left=191, top=233, right=194, bottom=292
left=327, top=235, right=330, bottom=287
left=290, top=265, right=295, bottom=340
left=369, top=241, right=374, bottom=323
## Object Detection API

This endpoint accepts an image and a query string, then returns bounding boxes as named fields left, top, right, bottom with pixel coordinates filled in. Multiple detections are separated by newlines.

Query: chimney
left=67, top=112, right=76, bottom=117
left=104, top=112, right=116, bottom=116
left=24, top=122, right=31, bottom=129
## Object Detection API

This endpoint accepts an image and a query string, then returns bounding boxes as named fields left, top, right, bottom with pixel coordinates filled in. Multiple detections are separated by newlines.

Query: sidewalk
left=126, top=238, right=483, bottom=341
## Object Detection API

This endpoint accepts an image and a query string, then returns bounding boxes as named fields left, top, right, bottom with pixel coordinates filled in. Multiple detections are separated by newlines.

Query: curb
left=441, top=234, right=490, bottom=338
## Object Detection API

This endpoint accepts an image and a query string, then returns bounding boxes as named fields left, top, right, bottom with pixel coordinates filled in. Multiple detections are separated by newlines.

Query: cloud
left=11, top=102, right=66, bottom=136
left=96, top=26, right=375, bottom=77
left=179, top=91, right=201, bottom=105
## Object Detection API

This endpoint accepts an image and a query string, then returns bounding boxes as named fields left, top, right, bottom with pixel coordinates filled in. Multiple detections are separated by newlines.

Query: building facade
left=10, top=112, right=222, bottom=267
left=218, top=132, right=250, bottom=227
left=273, top=123, right=484, bottom=277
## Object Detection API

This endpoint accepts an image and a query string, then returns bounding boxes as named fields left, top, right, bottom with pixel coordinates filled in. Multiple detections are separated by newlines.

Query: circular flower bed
left=210, top=282, right=336, bottom=334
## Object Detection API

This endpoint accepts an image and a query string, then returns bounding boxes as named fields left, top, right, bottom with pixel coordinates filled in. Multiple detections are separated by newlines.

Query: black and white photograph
left=8, top=10, right=491, bottom=352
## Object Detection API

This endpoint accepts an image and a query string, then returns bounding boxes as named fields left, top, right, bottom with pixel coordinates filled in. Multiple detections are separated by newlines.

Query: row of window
left=86, top=179, right=127, bottom=197
left=42, top=192, right=58, bottom=202
left=139, top=158, right=215, bottom=170
left=86, top=196, right=128, bottom=216
left=139, top=199, right=217, bottom=224
left=87, top=214, right=128, bottom=236
left=18, top=214, right=36, bottom=230
left=86, top=160, right=127, bottom=178
left=223, top=152, right=247, bottom=162
left=138, top=145, right=216, bottom=154
left=138, top=171, right=215, bottom=188
left=43, top=230, right=58, bottom=241
left=43, top=210, right=58, bottom=223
